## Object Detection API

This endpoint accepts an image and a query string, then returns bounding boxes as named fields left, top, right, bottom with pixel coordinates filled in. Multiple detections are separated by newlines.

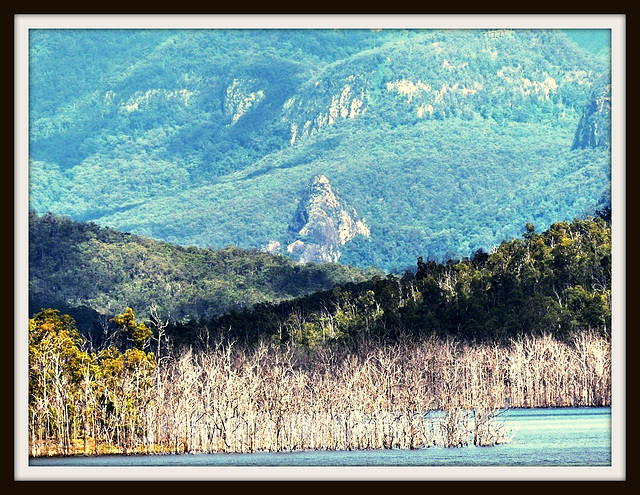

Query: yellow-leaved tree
left=29, top=308, right=94, bottom=456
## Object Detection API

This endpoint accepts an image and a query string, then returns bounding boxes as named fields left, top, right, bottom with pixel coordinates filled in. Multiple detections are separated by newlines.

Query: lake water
left=27, top=407, right=614, bottom=478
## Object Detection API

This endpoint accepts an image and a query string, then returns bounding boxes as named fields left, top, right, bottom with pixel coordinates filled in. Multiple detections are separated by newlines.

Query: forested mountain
left=28, top=211, right=375, bottom=341
left=28, top=28, right=611, bottom=272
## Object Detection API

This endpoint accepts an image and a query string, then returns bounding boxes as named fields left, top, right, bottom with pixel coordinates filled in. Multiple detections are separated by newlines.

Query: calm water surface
left=29, top=407, right=611, bottom=468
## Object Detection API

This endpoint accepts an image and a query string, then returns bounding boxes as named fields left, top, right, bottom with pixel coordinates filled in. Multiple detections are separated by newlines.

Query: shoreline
left=28, top=405, right=611, bottom=459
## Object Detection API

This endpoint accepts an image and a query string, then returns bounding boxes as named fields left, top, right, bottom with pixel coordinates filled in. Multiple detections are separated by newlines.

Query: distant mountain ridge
left=28, top=28, right=611, bottom=272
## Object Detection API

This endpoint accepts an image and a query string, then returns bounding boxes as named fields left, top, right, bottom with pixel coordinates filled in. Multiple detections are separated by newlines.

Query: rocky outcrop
left=286, top=175, right=369, bottom=264
left=223, top=78, right=265, bottom=125
left=284, top=77, right=368, bottom=145
left=571, top=81, right=611, bottom=150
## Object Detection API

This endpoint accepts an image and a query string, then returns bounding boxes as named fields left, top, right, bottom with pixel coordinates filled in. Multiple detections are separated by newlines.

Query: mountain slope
left=28, top=211, right=374, bottom=331
left=28, top=28, right=611, bottom=272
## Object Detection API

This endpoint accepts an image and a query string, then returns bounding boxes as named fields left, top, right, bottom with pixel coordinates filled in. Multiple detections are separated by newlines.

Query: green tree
left=112, top=307, right=153, bottom=351
left=29, top=308, right=93, bottom=456
left=91, top=308, right=157, bottom=452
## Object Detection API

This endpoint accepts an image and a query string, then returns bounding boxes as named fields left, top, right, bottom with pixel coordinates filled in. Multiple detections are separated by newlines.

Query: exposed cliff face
left=223, top=78, right=265, bottom=125
left=572, top=81, right=611, bottom=150
left=279, top=31, right=595, bottom=147
left=283, top=76, right=368, bottom=145
left=286, top=175, right=370, bottom=263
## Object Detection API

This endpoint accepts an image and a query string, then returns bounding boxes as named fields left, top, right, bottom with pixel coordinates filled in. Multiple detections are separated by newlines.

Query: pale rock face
left=484, top=29, right=515, bottom=39
left=386, top=80, right=431, bottom=104
left=285, top=79, right=367, bottom=145
left=442, top=59, right=468, bottom=71
left=264, top=240, right=282, bottom=255
left=223, top=78, right=265, bottom=125
left=571, top=83, right=611, bottom=150
left=496, top=67, right=558, bottom=101
left=287, top=175, right=370, bottom=264
left=120, top=88, right=195, bottom=113
left=386, top=79, right=482, bottom=117
left=562, top=70, right=589, bottom=85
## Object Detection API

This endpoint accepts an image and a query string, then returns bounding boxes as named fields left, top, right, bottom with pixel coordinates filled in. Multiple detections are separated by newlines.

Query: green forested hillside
left=28, top=28, right=611, bottom=272
left=167, top=212, right=611, bottom=349
left=28, top=211, right=375, bottom=339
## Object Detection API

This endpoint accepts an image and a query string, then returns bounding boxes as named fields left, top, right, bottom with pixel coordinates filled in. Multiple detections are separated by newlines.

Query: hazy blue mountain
left=28, top=28, right=611, bottom=272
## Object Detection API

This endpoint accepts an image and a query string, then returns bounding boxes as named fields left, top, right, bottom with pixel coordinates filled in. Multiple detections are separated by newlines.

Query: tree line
left=167, top=212, right=611, bottom=348
left=28, top=210, right=374, bottom=339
